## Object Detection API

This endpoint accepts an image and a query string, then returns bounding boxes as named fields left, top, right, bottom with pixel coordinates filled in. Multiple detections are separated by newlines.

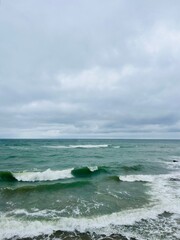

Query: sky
left=0, top=0, right=180, bottom=139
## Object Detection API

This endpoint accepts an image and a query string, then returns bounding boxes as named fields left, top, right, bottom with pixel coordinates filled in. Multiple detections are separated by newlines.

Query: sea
left=0, top=139, right=179, bottom=240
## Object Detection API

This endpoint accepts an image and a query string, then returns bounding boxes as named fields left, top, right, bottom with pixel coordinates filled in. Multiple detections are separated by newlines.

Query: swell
left=6, top=155, right=17, bottom=159
left=3, top=180, right=91, bottom=194
left=121, top=164, right=143, bottom=172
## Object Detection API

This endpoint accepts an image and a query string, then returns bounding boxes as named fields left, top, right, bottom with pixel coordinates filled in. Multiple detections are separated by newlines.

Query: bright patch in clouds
left=140, top=24, right=180, bottom=56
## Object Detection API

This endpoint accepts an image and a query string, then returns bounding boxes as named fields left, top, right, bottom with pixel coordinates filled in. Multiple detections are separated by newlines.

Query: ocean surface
left=0, top=139, right=180, bottom=240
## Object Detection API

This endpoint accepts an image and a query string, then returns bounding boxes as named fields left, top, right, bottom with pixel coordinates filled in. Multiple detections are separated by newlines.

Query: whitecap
left=119, top=174, right=155, bottom=182
left=44, top=144, right=108, bottom=149
left=88, top=166, right=98, bottom=172
left=13, top=168, right=74, bottom=182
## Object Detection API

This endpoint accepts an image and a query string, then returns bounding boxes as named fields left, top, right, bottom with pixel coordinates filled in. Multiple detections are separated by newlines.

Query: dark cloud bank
left=0, top=0, right=180, bottom=138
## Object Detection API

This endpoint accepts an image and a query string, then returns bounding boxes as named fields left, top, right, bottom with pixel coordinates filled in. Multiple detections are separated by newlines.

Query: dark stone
left=170, top=178, right=180, bottom=182
left=5, top=229, right=132, bottom=240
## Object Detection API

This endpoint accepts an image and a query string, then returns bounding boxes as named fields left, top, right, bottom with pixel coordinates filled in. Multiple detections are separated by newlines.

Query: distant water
left=0, top=139, right=180, bottom=240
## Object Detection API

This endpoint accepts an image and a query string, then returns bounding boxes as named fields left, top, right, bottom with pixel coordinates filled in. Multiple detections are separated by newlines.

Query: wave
left=9, top=146, right=30, bottom=151
left=119, top=174, right=155, bottom=182
left=0, top=171, right=17, bottom=182
left=118, top=173, right=180, bottom=183
left=121, top=164, right=143, bottom=172
left=0, top=169, right=74, bottom=183
left=44, top=144, right=109, bottom=149
left=0, top=166, right=106, bottom=183
left=3, top=180, right=91, bottom=193
left=108, top=176, right=121, bottom=182
left=71, top=166, right=107, bottom=178
left=109, top=174, right=161, bottom=183
left=6, top=155, right=17, bottom=159
left=1, top=172, right=180, bottom=240
left=13, top=168, right=74, bottom=182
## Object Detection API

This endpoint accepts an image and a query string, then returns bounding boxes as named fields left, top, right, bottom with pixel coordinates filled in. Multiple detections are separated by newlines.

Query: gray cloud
left=0, top=0, right=180, bottom=138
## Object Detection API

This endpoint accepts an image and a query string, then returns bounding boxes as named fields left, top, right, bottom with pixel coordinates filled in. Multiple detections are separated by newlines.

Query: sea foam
left=0, top=205, right=179, bottom=240
left=13, top=168, right=74, bottom=182
left=119, top=174, right=155, bottom=182
left=119, top=173, right=180, bottom=214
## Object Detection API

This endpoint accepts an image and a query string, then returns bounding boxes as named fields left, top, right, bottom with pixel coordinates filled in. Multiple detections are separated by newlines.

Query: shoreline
left=5, top=229, right=137, bottom=240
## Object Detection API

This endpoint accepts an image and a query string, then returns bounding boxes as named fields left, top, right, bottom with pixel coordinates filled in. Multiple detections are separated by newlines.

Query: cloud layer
left=0, top=0, right=180, bottom=138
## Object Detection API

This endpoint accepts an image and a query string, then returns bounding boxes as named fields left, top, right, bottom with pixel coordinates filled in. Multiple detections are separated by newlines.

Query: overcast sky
left=0, top=0, right=180, bottom=138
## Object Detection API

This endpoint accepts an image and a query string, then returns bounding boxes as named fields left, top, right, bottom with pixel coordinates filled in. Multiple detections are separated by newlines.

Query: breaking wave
left=71, top=166, right=107, bottom=178
left=0, top=166, right=107, bottom=183
left=13, top=168, right=74, bottom=182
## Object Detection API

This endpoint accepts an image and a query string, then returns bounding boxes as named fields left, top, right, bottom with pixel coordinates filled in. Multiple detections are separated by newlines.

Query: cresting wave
left=13, top=168, right=74, bottom=182
left=0, top=166, right=105, bottom=183
left=72, top=166, right=107, bottom=178
left=0, top=171, right=17, bottom=182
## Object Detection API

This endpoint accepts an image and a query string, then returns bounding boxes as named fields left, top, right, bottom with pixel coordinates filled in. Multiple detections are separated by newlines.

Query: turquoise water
left=0, top=139, right=180, bottom=240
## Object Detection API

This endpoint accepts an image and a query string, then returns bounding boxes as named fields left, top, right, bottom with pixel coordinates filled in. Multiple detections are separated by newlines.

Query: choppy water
left=0, top=139, right=180, bottom=240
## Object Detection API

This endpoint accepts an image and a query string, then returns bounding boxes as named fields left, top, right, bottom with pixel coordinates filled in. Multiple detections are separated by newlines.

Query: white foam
left=44, top=144, right=108, bottom=149
left=13, top=168, right=74, bottom=182
left=149, top=173, right=180, bottom=214
left=0, top=215, right=58, bottom=239
left=119, top=173, right=180, bottom=183
left=119, top=175, right=156, bottom=182
left=88, top=166, right=98, bottom=172
left=1, top=204, right=179, bottom=240
left=119, top=173, right=180, bottom=214
left=70, top=144, right=108, bottom=148
left=9, top=146, right=30, bottom=151
left=0, top=209, right=156, bottom=239
left=166, top=160, right=180, bottom=170
left=8, top=208, right=66, bottom=218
